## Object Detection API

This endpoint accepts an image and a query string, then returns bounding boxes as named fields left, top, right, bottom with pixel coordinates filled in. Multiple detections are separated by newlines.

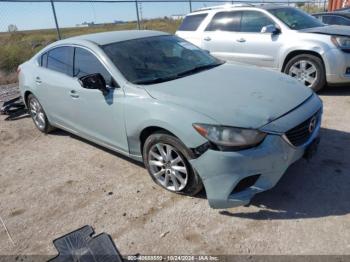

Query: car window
left=74, top=47, right=112, bottom=84
left=47, top=47, right=74, bottom=76
left=205, top=11, right=242, bottom=32
left=313, top=15, right=321, bottom=21
left=321, top=15, right=335, bottom=24
left=241, top=11, right=275, bottom=33
left=322, top=15, right=350, bottom=25
left=269, top=7, right=324, bottom=30
left=41, top=52, right=48, bottom=67
left=178, top=14, right=208, bottom=31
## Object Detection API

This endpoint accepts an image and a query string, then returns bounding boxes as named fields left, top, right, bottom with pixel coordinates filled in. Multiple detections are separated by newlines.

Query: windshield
left=269, top=7, right=325, bottom=30
left=102, top=35, right=222, bottom=85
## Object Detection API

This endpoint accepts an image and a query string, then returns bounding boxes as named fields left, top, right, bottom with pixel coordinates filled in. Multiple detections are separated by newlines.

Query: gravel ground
left=0, top=85, right=349, bottom=257
left=0, top=84, right=20, bottom=103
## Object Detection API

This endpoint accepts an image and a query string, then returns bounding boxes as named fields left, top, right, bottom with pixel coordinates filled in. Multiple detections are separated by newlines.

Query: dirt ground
left=0, top=86, right=349, bottom=257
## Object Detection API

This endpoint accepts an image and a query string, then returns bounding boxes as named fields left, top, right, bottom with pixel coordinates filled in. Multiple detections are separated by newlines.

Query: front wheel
left=143, top=133, right=203, bottom=196
left=284, top=54, right=326, bottom=92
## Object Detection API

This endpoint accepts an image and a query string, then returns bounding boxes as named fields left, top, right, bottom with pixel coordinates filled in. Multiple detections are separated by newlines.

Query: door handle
left=204, top=36, right=211, bottom=41
left=35, top=76, right=42, bottom=84
left=70, top=90, right=79, bottom=98
left=236, top=38, right=246, bottom=43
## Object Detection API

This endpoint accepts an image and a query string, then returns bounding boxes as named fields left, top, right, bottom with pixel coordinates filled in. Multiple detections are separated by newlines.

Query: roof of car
left=67, top=30, right=169, bottom=45
left=192, top=4, right=294, bottom=14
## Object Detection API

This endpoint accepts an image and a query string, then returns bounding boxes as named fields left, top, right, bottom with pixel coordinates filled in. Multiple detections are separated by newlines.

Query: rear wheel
left=27, top=94, right=54, bottom=133
left=284, top=54, right=326, bottom=92
left=143, top=133, right=203, bottom=196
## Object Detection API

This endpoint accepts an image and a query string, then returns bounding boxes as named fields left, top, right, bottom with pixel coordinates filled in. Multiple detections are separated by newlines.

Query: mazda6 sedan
left=18, top=30, right=322, bottom=209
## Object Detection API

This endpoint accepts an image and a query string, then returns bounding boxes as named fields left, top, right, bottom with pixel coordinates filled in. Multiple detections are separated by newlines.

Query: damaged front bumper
left=190, top=94, right=323, bottom=209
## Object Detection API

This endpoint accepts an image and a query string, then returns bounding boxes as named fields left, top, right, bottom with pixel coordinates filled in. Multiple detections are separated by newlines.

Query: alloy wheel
left=29, top=98, right=46, bottom=130
left=288, top=60, right=317, bottom=88
left=148, top=143, right=188, bottom=192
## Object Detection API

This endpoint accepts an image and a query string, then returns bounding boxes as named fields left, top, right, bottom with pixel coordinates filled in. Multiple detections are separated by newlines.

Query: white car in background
left=176, top=4, right=350, bottom=91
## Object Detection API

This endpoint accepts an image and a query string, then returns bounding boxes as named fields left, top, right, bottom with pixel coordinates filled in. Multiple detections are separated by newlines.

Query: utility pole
left=139, top=2, right=143, bottom=29
left=135, top=0, right=141, bottom=30
left=50, top=0, right=61, bottom=40
left=189, top=0, right=192, bottom=12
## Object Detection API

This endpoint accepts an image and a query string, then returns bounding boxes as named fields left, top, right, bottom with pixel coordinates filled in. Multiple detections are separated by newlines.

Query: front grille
left=285, top=111, right=320, bottom=147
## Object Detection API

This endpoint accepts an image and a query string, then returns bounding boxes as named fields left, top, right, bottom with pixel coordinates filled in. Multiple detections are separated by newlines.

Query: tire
left=284, top=54, right=326, bottom=92
left=143, top=132, right=203, bottom=196
left=27, top=94, right=54, bottom=133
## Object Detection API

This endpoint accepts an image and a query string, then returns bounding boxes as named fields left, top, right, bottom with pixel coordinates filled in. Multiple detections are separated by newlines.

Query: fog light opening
left=231, top=174, right=261, bottom=194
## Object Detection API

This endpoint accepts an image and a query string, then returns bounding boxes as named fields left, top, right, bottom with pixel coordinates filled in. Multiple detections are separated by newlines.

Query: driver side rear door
left=201, top=11, right=243, bottom=62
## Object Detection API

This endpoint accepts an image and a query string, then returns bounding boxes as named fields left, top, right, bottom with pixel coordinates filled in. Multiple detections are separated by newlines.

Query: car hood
left=300, top=25, right=350, bottom=36
left=143, top=63, right=313, bottom=129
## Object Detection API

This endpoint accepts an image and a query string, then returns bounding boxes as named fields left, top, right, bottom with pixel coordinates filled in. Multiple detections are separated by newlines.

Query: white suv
left=176, top=4, right=350, bottom=91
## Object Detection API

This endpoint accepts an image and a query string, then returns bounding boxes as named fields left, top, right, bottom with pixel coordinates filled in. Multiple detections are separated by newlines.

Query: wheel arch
left=139, top=126, right=178, bottom=153
left=281, top=50, right=326, bottom=72
left=23, top=90, right=33, bottom=107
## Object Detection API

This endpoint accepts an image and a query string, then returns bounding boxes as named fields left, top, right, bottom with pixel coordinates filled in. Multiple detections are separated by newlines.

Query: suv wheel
left=284, top=54, right=326, bottom=92
left=28, top=94, right=54, bottom=133
left=143, top=133, right=203, bottom=196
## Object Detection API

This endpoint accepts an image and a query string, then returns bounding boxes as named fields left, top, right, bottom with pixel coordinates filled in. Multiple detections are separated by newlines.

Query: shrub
left=0, top=19, right=182, bottom=83
left=0, top=44, right=35, bottom=72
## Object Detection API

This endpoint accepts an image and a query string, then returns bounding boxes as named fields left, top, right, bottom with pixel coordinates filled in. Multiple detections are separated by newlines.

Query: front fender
left=278, top=37, right=332, bottom=71
left=124, top=96, right=218, bottom=158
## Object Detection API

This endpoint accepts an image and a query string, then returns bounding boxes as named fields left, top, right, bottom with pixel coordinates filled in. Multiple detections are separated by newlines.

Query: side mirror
left=261, top=24, right=281, bottom=35
left=79, top=73, right=109, bottom=96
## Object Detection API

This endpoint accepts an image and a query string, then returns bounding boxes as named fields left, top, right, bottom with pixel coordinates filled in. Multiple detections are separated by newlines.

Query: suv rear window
left=178, top=13, right=208, bottom=31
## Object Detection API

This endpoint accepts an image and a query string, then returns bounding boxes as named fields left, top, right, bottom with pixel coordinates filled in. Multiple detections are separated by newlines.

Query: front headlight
left=331, top=36, right=350, bottom=51
left=193, top=123, right=266, bottom=150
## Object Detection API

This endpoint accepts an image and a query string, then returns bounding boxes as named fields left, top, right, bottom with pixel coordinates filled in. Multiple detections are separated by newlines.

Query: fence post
left=189, top=0, right=192, bottom=12
left=135, top=0, right=141, bottom=29
left=50, top=0, right=61, bottom=40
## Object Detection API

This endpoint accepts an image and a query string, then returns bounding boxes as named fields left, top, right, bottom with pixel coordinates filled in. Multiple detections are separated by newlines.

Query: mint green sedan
left=18, top=30, right=322, bottom=209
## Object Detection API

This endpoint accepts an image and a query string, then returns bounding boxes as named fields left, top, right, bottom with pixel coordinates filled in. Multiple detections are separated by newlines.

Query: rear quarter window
left=40, top=52, right=48, bottom=67
left=178, top=13, right=208, bottom=31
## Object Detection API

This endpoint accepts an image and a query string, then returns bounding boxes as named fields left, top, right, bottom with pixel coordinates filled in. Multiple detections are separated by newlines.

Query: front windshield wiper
left=134, top=75, right=180, bottom=85
left=176, top=62, right=223, bottom=77
left=134, top=62, right=223, bottom=85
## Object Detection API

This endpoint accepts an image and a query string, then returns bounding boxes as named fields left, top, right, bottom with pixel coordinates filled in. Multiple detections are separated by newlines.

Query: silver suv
left=176, top=4, right=350, bottom=91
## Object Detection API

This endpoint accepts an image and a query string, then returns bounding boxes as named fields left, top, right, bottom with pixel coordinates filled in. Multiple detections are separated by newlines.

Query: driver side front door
left=232, top=11, right=284, bottom=69
left=70, top=47, right=128, bottom=153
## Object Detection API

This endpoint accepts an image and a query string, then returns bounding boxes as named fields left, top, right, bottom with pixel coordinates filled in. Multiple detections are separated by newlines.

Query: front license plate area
left=303, top=136, right=320, bottom=160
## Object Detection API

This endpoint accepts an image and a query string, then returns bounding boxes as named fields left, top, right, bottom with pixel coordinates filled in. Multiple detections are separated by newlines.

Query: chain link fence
left=0, top=0, right=328, bottom=84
